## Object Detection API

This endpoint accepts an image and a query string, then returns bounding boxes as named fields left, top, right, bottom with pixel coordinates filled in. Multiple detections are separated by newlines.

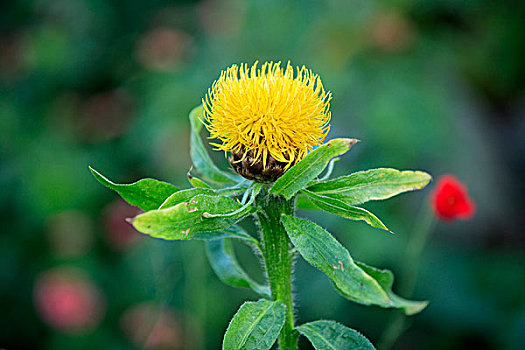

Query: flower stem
left=256, top=188, right=298, bottom=350
left=378, top=203, right=436, bottom=350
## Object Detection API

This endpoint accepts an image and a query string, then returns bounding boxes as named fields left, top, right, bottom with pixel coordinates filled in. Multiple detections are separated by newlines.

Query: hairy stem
left=256, top=188, right=298, bottom=350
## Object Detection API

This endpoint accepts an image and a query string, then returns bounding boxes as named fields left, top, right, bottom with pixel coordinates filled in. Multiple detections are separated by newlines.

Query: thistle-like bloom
left=203, top=61, right=331, bottom=179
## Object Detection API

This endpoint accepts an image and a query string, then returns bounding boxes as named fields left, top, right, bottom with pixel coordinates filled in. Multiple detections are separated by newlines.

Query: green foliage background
left=1, top=0, right=524, bottom=349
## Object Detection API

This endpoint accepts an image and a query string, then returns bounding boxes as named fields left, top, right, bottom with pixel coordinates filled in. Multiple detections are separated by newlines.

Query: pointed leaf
left=131, top=194, right=254, bottom=240
left=161, top=184, right=248, bottom=208
left=307, top=168, right=431, bottom=205
left=159, top=188, right=216, bottom=209
left=89, top=166, right=178, bottom=211
left=296, top=320, right=375, bottom=350
left=223, top=299, right=286, bottom=350
left=302, top=190, right=389, bottom=231
left=270, top=138, right=358, bottom=200
left=281, top=215, right=426, bottom=314
left=189, top=105, right=241, bottom=185
left=216, top=184, right=253, bottom=197
left=282, top=215, right=388, bottom=306
left=355, top=261, right=428, bottom=315
left=188, top=172, right=212, bottom=189
left=204, top=183, right=263, bottom=218
left=319, top=157, right=340, bottom=181
left=295, top=194, right=319, bottom=211
left=206, top=238, right=270, bottom=297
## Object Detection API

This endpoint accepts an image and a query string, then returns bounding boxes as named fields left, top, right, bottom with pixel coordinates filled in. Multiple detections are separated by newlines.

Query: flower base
left=229, top=148, right=288, bottom=183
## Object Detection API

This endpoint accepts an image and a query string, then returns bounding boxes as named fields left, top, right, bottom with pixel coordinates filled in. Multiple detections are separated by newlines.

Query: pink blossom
left=33, top=267, right=105, bottom=334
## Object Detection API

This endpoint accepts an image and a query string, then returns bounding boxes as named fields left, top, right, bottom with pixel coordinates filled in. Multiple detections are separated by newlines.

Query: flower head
left=33, top=267, right=105, bottom=334
left=202, top=61, right=331, bottom=179
left=430, top=175, right=475, bottom=221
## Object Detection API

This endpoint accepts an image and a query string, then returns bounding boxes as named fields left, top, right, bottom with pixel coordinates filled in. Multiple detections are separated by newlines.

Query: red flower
left=33, top=267, right=106, bottom=334
left=430, top=175, right=475, bottom=221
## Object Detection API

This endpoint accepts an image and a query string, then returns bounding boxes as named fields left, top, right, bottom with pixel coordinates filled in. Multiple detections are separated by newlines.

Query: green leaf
left=203, top=183, right=263, bottom=219
left=281, top=215, right=426, bottom=314
left=189, top=105, right=241, bottom=185
left=355, top=261, right=428, bottom=315
left=319, top=157, right=340, bottom=181
left=159, top=188, right=216, bottom=209
left=206, top=238, right=270, bottom=297
left=131, top=194, right=254, bottom=240
left=307, top=168, right=431, bottom=205
left=223, top=299, right=286, bottom=350
left=89, top=166, right=178, bottom=211
left=216, top=183, right=252, bottom=197
left=188, top=170, right=212, bottom=189
left=295, top=194, right=319, bottom=211
left=296, top=320, right=375, bottom=350
left=302, top=190, right=389, bottom=231
left=270, top=138, right=358, bottom=200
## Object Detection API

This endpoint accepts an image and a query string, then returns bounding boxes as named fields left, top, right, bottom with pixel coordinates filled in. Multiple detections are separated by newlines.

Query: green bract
left=90, top=105, right=432, bottom=350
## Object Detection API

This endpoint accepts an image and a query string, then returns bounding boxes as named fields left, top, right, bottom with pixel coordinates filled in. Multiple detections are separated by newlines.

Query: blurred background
left=1, top=0, right=524, bottom=349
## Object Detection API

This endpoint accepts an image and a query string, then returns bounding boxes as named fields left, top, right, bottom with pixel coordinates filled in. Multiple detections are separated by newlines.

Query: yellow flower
left=202, top=61, right=331, bottom=169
